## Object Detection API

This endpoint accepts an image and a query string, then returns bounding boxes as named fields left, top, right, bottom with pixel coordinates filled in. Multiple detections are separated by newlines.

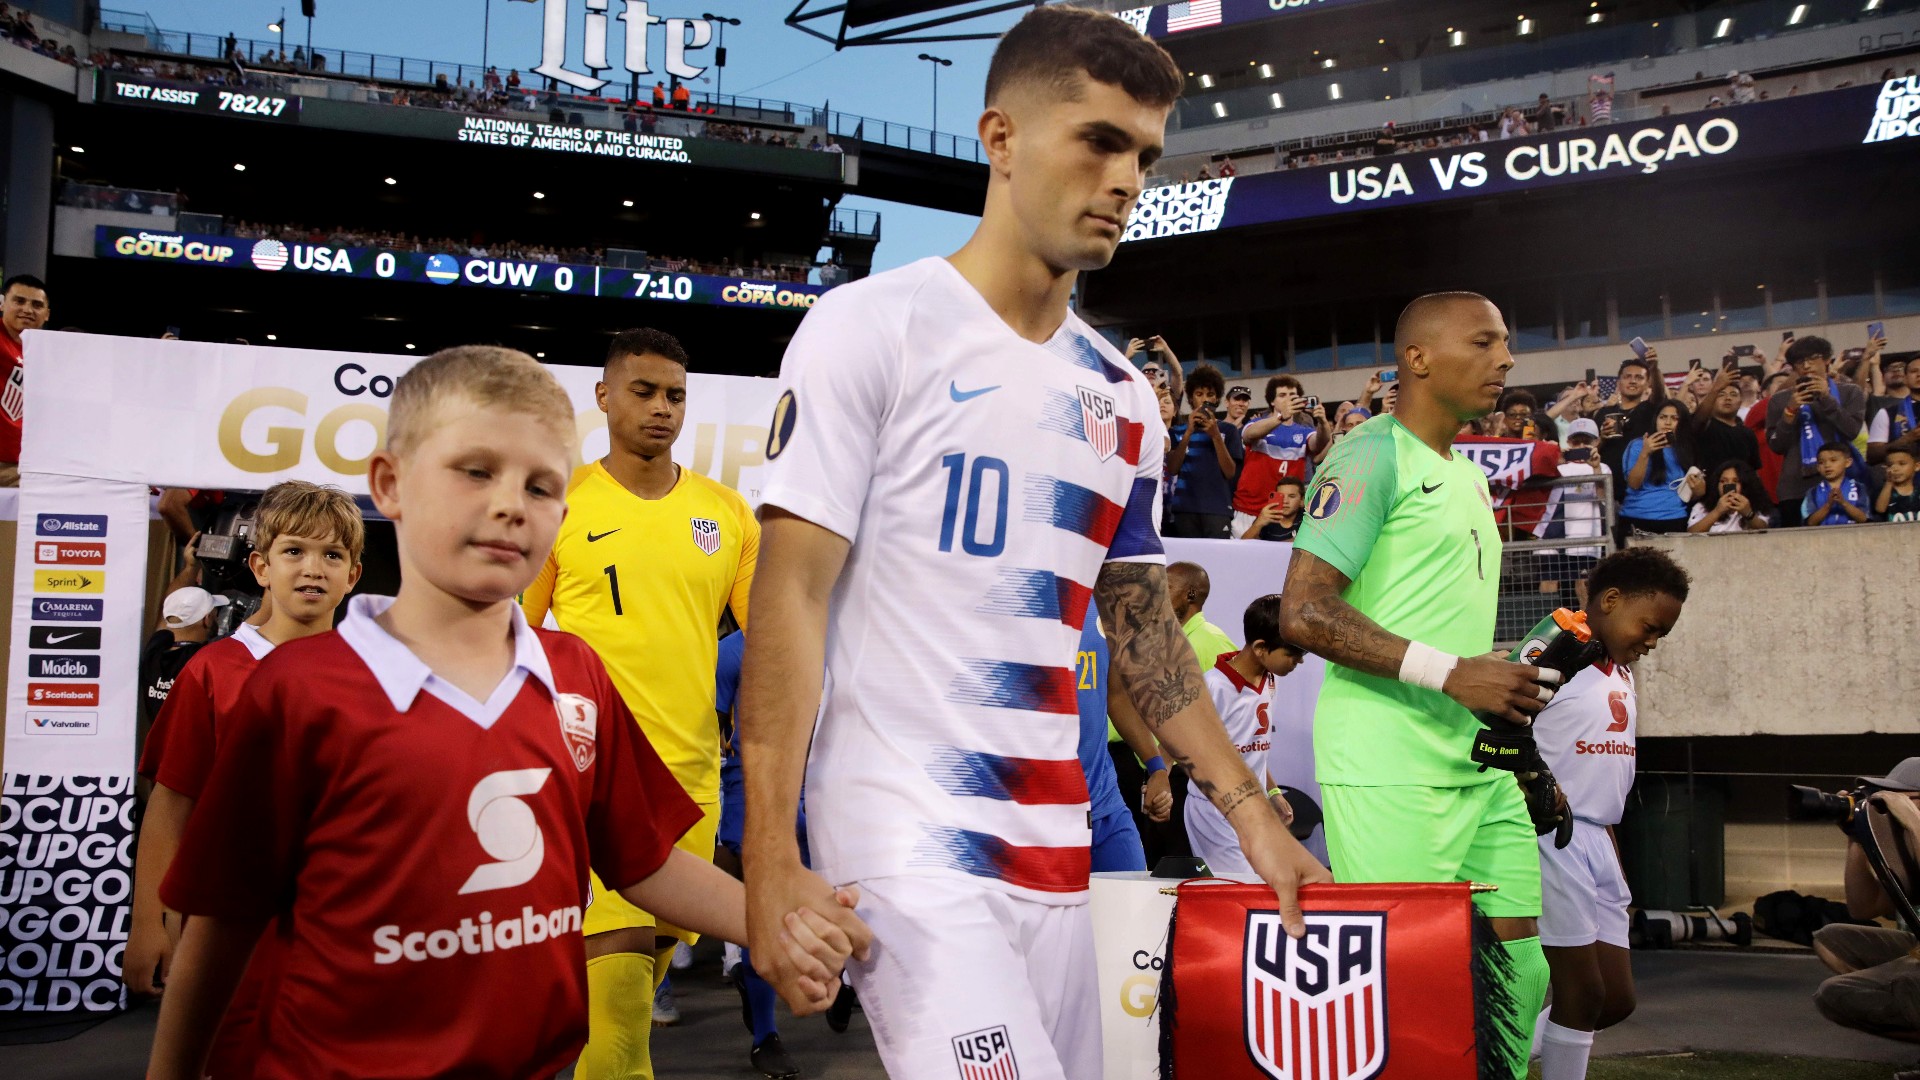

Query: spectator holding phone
left=1621, top=401, right=1698, bottom=534
left=1128, top=334, right=1183, bottom=410
left=1165, top=364, right=1242, bottom=538
left=1803, top=442, right=1871, bottom=526
left=1241, top=476, right=1305, bottom=541
left=1874, top=444, right=1919, bottom=522
left=1223, top=385, right=1252, bottom=431
left=1687, top=460, right=1775, bottom=533
left=1766, top=337, right=1867, bottom=526
left=1230, top=375, right=1328, bottom=539
left=1692, top=375, right=1761, bottom=475
left=1596, top=348, right=1667, bottom=485
left=1866, top=351, right=1914, bottom=466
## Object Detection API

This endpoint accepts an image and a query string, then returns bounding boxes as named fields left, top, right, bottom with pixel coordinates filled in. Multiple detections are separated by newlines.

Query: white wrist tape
left=1398, top=641, right=1460, bottom=693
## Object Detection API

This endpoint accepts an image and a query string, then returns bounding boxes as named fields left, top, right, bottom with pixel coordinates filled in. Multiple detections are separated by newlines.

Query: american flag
left=1165, top=0, right=1222, bottom=33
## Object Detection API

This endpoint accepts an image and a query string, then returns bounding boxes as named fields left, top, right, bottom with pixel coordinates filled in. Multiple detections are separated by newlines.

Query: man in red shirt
left=147, top=348, right=857, bottom=1080
left=0, top=274, right=50, bottom=484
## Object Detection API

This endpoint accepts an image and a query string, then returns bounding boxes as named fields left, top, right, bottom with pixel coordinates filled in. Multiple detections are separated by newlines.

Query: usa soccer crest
left=554, top=693, right=598, bottom=772
left=1244, top=911, right=1387, bottom=1080
left=1077, top=386, right=1119, bottom=462
left=951, top=1025, right=1018, bottom=1079
left=691, top=517, right=721, bottom=556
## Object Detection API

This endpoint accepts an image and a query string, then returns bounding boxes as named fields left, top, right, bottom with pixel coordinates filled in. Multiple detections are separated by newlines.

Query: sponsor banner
left=0, top=774, right=135, bottom=1012
left=27, top=684, right=100, bottom=707
left=33, top=542, right=106, bottom=566
left=27, top=627, right=101, bottom=650
left=1116, top=0, right=1376, bottom=38
left=1124, top=83, right=1909, bottom=243
left=29, top=598, right=101, bottom=623
left=94, top=228, right=825, bottom=313
left=100, top=73, right=297, bottom=123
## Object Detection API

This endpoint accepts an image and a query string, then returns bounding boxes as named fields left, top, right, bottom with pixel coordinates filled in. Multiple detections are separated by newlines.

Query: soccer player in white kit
left=735, top=9, right=1330, bottom=1079
left=1531, top=548, right=1690, bottom=1080
left=1189, top=594, right=1306, bottom=875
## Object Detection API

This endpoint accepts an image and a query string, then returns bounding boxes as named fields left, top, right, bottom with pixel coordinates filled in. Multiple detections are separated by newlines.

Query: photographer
left=1165, top=364, right=1241, bottom=538
left=1127, top=333, right=1183, bottom=410
left=1766, top=336, right=1866, bottom=526
left=1810, top=759, right=1920, bottom=1041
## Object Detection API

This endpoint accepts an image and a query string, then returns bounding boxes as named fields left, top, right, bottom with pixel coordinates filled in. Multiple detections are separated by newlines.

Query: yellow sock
left=576, top=950, right=655, bottom=1080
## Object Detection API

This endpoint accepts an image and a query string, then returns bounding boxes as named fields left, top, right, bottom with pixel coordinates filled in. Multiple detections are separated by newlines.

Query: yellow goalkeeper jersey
left=523, top=461, right=757, bottom=802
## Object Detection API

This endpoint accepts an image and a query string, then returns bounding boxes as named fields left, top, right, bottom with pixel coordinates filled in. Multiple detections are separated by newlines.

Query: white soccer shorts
left=847, top=874, right=1101, bottom=1080
left=1537, top=819, right=1632, bottom=949
left=1185, top=798, right=1253, bottom=876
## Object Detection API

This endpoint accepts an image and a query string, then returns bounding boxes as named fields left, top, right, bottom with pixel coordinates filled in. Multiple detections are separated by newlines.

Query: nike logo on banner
left=1422, top=481, right=1444, bottom=493
left=45, top=632, right=83, bottom=644
left=587, top=529, right=621, bottom=542
left=950, top=381, right=1000, bottom=403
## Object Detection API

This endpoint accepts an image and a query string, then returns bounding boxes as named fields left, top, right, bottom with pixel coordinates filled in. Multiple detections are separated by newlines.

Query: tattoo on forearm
left=1094, top=562, right=1204, bottom=732
left=1279, top=551, right=1407, bottom=680
left=1206, top=777, right=1264, bottom=820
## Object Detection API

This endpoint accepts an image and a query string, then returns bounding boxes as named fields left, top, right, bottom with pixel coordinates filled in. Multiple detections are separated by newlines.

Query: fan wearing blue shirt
left=1166, top=364, right=1243, bottom=539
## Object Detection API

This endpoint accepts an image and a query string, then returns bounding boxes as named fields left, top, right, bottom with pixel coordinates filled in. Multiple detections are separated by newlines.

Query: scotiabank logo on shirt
left=371, top=768, right=584, bottom=964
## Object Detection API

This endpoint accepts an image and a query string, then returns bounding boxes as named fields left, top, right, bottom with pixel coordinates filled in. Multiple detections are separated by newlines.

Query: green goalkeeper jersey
left=1294, top=416, right=1502, bottom=788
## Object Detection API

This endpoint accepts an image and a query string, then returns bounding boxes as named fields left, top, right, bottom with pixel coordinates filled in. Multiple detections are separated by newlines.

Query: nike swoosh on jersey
left=1422, top=481, right=1444, bottom=493
left=950, top=381, right=1001, bottom=402
left=586, top=529, right=621, bottom=542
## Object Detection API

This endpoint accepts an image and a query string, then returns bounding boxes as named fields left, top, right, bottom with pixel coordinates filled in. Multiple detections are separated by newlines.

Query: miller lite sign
left=1078, top=387, right=1119, bottom=463
left=1244, top=912, right=1385, bottom=1080
left=1164, top=882, right=1480, bottom=1079
left=513, top=0, right=716, bottom=93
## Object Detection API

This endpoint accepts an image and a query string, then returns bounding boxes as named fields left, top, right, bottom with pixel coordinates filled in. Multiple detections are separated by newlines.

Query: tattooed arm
left=1276, top=548, right=1553, bottom=724
left=1096, top=561, right=1330, bottom=934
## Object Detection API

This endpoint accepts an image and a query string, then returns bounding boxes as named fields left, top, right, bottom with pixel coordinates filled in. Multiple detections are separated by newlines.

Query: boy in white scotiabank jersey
left=1531, top=548, right=1691, bottom=1080
left=1190, top=594, right=1306, bottom=874
left=735, top=9, right=1329, bottom=1080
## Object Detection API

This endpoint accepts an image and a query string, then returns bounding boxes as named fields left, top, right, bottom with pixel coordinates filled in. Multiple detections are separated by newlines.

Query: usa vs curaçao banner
left=0, top=332, right=780, bottom=1017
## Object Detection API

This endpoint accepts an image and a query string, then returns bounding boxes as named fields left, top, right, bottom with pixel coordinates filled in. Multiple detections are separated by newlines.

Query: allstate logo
left=251, top=239, right=289, bottom=271
left=425, top=254, right=461, bottom=284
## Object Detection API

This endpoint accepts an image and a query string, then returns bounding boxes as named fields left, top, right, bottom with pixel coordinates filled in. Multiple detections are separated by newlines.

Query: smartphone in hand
left=1868, top=322, right=1885, bottom=342
left=1378, top=369, right=1398, bottom=384
left=1629, top=337, right=1649, bottom=360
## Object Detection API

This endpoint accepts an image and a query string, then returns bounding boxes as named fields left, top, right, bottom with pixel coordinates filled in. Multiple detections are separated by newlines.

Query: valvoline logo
left=36, top=513, right=107, bottom=538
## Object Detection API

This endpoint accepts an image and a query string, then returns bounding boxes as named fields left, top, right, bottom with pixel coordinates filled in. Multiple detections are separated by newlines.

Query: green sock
left=1496, top=936, right=1550, bottom=1080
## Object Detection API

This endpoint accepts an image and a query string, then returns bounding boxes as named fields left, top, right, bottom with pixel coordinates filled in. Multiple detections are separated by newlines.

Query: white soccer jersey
left=761, top=258, right=1166, bottom=905
left=1532, top=659, right=1636, bottom=826
left=1186, top=656, right=1274, bottom=872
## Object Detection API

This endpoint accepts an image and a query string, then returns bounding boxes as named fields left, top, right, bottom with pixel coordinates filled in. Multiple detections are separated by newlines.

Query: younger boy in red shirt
left=126, top=479, right=367, bottom=1000
left=147, top=347, right=859, bottom=1080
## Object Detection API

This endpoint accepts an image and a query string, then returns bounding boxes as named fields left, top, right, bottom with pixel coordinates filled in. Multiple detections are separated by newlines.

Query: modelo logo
left=719, top=282, right=818, bottom=310
left=111, top=232, right=236, bottom=263
left=1865, top=76, right=1920, bottom=143
left=29, top=654, right=102, bottom=679
left=36, top=514, right=107, bottom=538
left=1122, top=178, right=1233, bottom=242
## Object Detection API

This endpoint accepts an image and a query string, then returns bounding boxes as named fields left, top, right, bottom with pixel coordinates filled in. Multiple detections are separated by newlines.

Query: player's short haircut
left=1585, top=547, right=1690, bottom=604
left=1, top=273, right=47, bottom=298
left=1186, top=363, right=1225, bottom=401
left=1167, top=561, right=1209, bottom=608
left=1242, top=593, right=1282, bottom=648
left=1265, top=375, right=1302, bottom=404
left=1817, top=440, right=1853, bottom=458
left=1392, top=291, right=1494, bottom=359
left=1274, top=475, right=1306, bottom=495
left=254, top=480, right=367, bottom=564
left=1618, top=357, right=1649, bottom=376
left=386, top=346, right=576, bottom=462
left=607, top=327, right=690, bottom=371
left=1499, top=388, right=1537, bottom=412
left=1787, top=336, right=1833, bottom=365
left=984, top=5, right=1183, bottom=110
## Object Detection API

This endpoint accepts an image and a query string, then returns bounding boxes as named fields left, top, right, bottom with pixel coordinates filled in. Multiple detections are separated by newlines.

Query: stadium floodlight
left=266, top=334, right=278, bottom=341
left=1211, top=101, right=1227, bottom=118
left=537, top=352, right=547, bottom=358
left=533, top=191, right=546, bottom=199
left=917, top=53, right=953, bottom=134
left=1321, top=57, right=1336, bottom=69
left=1198, top=74, right=1213, bottom=88
left=1715, top=17, right=1733, bottom=37
left=1788, top=3, right=1808, bottom=24
left=268, top=20, right=283, bottom=34
left=1269, top=92, right=1284, bottom=109
left=68, top=146, right=83, bottom=153
left=1259, top=63, right=1273, bottom=78
left=1518, top=18, right=1534, bottom=35
left=750, top=211, right=763, bottom=220
left=405, top=343, right=417, bottom=350
left=233, top=163, right=247, bottom=171
left=1867, top=0, right=1882, bottom=10
left=622, top=199, right=635, bottom=207
left=1450, top=29, right=1465, bottom=46
left=1328, top=82, right=1342, bottom=100
left=383, top=177, right=397, bottom=186
left=1587, top=12, right=1604, bottom=24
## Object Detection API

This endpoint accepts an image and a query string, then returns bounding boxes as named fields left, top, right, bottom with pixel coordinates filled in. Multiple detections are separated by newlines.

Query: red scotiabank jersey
left=137, top=625, right=273, bottom=798
left=162, top=605, right=700, bottom=1080
left=1168, top=882, right=1479, bottom=1080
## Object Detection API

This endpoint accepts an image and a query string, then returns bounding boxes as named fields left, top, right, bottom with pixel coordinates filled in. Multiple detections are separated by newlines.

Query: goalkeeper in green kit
left=1279, top=292, right=1569, bottom=1080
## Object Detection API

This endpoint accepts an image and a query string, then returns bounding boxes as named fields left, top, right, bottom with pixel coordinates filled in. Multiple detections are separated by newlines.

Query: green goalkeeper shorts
left=1321, top=779, right=1542, bottom=920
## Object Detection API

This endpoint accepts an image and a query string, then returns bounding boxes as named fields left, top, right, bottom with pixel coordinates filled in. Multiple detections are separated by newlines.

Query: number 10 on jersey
left=938, top=453, right=1009, bottom=557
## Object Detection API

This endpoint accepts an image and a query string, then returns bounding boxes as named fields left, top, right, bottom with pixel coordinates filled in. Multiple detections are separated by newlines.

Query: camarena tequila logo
left=1864, top=76, right=1920, bottom=143
left=513, top=0, right=715, bottom=93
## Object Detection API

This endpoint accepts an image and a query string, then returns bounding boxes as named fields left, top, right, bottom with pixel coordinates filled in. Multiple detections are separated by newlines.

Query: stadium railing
left=828, top=208, right=882, bottom=240
left=92, top=18, right=987, bottom=166
left=57, top=182, right=179, bottom=214
left=1492, top=472, right=1618, bottom=649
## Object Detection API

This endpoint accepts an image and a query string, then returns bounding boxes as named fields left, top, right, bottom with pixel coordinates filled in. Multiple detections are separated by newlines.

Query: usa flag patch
left=691, top=517, right=721, bottom=556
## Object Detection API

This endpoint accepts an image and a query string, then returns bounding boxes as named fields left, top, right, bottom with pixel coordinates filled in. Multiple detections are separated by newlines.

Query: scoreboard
left=97, top=227, right=824, bottom=312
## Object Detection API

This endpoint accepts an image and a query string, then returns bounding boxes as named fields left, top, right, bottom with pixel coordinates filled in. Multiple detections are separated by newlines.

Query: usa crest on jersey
left=690, top=517, right=721, bottom=556
left=1077, top=386, right=1118, bottom=463
left=1245, top=912, right=1386, bottom=1080
left=951, top=1025, right=1018, bottom=1080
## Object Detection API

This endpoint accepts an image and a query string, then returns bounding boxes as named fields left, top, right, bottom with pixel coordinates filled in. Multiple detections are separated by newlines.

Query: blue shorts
left=1091, top=808, right=1146, bottom=873
left=718, top=760, right=744, bottom=852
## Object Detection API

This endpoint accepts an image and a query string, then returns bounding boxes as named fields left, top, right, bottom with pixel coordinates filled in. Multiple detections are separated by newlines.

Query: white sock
left=1540, top=1019, right=1595, bottom=1080
left=1530, top=1006, right=1550, bottom=1059
left=722, top=941, right=742, bottom=977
